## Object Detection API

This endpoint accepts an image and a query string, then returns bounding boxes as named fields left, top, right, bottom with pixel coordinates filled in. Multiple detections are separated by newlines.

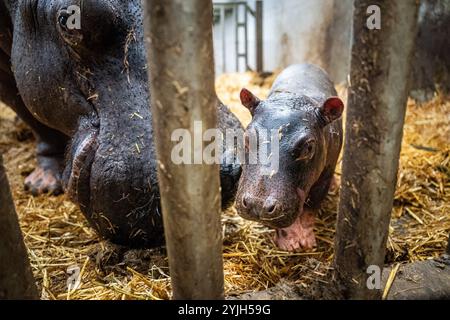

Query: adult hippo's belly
left=0, top=0, right=242, bottom=247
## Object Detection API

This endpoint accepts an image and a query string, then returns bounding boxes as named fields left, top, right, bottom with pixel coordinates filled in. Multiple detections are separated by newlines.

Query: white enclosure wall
left=212, top=0, right=352, bottom=83
left=262, top=0, right=334, bottom=71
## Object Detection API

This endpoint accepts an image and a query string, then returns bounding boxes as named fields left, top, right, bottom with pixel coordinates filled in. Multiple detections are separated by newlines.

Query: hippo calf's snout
left=237, top=185, right=305, bottom=228
left=240, top=195, right=282, bottom=223
left=241, top=194, right=283, bottom=220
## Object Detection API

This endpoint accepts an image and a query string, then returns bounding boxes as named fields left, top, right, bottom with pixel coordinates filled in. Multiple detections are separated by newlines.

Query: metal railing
left=213, top=1, right=263, bottom=73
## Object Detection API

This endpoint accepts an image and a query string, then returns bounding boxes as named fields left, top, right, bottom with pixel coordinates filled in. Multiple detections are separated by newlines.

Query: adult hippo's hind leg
left=0, top=69, right=68, bottom=196
left=25, top=137, right=66, bottom=196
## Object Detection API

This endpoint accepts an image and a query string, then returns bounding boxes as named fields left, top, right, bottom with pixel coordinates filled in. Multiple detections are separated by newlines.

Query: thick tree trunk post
left=333, top=1, right=419, bottom=299
left=0, top=154, right=38, bottom=299
left=143, top=0, right=224, bottom=299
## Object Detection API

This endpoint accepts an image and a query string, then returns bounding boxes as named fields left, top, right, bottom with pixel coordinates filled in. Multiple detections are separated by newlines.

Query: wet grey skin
left=0, top=0, right=242, bottom=247
left=235, top=64, right=343, bottom=229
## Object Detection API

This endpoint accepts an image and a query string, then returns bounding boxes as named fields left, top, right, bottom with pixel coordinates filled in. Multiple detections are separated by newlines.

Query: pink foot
left=329, top=175, right=340, bottom=193
left=274, top=209, right=316, bottom=252
left=24, top=166, right=63, bottom=196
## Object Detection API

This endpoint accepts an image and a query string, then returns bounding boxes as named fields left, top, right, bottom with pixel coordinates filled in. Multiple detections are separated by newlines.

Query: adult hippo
left=0, top=0, right=242, bottom=247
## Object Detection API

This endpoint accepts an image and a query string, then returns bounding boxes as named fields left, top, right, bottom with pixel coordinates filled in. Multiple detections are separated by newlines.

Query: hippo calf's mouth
left=64, top=130, right=99, bottom=208
left=237, top=185, right=307, bottom=229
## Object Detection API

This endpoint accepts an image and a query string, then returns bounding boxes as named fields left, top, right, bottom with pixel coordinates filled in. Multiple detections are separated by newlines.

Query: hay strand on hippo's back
left=0, top=72, right=448, bottom=300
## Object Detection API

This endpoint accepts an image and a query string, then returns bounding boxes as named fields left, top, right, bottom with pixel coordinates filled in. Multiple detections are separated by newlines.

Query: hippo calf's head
left=235, top=88, right=343, bottom=228
left=10, top=0, right=163, bottom=246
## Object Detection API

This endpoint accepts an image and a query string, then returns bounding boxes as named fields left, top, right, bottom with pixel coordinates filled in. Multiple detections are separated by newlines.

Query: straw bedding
left=0, top=72, right=448, bottom=299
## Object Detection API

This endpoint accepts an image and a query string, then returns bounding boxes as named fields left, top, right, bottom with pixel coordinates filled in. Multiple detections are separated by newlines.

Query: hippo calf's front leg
left=274, top=209, right=317, bottom=252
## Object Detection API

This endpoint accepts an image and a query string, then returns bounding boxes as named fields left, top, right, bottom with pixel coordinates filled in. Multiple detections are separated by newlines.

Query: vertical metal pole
left=220, top=6, right=227, bottom=73
left=333, top=0, right=419, bottom=299
left=255, top=0, right=263, bottom=73
left=235, top=4, right=240, bottom=72
left=0, top=154, right=38, bottom=299
left=243, top=4, right=249, bottom=70
left=143, top=0, right=224, bottom=300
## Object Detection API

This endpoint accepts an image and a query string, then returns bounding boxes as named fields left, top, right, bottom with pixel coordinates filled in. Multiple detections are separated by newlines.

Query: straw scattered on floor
left=0, top=71, right=448, bottom=299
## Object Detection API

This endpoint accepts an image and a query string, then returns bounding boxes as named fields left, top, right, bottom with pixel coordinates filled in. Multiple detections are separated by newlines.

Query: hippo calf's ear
left=319, top=96, right=344, bottom=125
left=240, top=88, right=261, bottom=115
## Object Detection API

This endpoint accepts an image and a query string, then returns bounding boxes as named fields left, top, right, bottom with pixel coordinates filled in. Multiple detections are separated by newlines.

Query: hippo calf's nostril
left=242, top=196, right=248, bottom=208
left=266, top=204, right=276, bottom=214
left=263, top=199, right=278, bottom=215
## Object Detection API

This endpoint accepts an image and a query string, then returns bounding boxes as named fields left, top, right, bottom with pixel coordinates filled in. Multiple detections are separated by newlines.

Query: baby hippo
left=235, top=64, right=344, bottom=251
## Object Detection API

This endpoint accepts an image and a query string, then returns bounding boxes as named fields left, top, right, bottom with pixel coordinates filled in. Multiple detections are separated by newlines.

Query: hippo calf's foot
left=24, top=155, right=63, bottom=196
left=329, top=175, right=340, bottom=194
left=274, top=209, right=317, bottom=252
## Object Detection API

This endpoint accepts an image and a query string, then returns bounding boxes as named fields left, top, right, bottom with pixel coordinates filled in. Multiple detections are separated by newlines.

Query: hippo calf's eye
left=294, top=139, right=316, bottom=161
